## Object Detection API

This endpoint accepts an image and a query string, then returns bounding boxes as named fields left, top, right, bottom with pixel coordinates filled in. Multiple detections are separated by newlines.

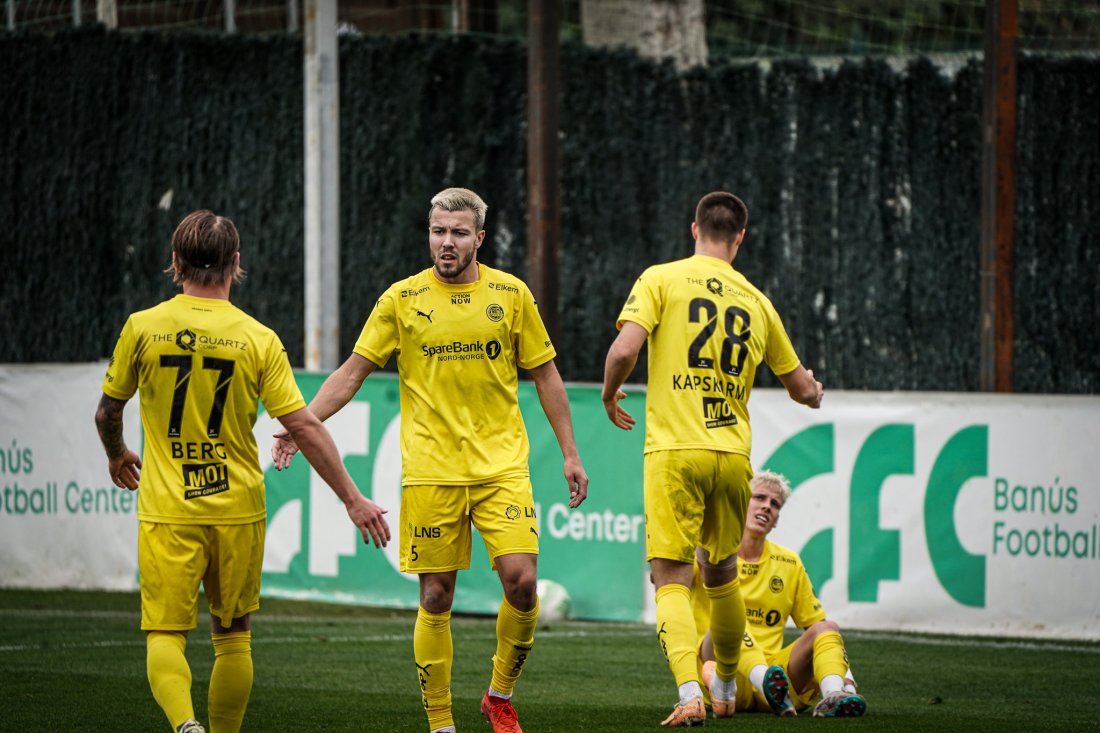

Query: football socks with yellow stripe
left=704, top=576, right=746, bottom=682
left=490, top=595, right=538, bottom=696
left=654, top=583, right=700, bottom=689
left=414, top=607, right=455, bottom=731
left=813, top=630, right=849, bottom=695
left=146, top=631, right=195, bottom=730
left=208, top=631, right=253, bottom=733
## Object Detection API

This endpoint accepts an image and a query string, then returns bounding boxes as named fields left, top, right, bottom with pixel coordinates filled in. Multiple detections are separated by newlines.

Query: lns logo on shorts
left=505, top=504, right=537, bottom=521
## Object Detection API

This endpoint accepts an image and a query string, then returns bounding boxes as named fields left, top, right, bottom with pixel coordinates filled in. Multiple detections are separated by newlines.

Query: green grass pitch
left=2, top=589, right=1098, bottom=731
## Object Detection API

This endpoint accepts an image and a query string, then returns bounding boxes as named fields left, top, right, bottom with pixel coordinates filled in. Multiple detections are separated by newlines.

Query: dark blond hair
left=165, top=209, right=245, bottom=286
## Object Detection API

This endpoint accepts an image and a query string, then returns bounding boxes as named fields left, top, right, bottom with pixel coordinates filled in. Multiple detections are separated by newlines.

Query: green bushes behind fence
left=2, top=27, right=1096, bottom=392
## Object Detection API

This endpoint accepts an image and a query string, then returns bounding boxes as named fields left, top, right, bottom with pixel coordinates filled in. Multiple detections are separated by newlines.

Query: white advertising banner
left=0, top=363, right=141, bottom=590
left=1, top=364, right=1097, bottom=639
left=748, top=389, right=1100, bottom=640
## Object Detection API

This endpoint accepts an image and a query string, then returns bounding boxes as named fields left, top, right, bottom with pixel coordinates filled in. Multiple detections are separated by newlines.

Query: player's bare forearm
left=95, top=394, right=128, bottom=458
left=95, top=394, right=142, bottom=490
left=272, top=353, right=379, bottom=470
left=309, top=353, right=378, bottom=422
left=528, top=360, right=589, bottom=507
left=778, top=365, right=824, bottom=409
left=279, top=407, right=391, bottom=548
left=602, top=322, right=646, bottom=429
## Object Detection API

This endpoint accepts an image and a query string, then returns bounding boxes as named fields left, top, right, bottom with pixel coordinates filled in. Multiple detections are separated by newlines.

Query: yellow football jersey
left=102, top=294, right=305, bottom=524
left=617, top=255, right=800, bottom=455
left=353, top=263, right=555, bottom=485
left=738, top=539, right=826, bottom=655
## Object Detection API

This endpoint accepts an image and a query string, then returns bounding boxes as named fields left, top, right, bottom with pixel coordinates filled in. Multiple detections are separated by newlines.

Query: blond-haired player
left=697, top=470, right=866, bottom=718
left=272, top=188, right=589, bottom=733
left=602, top=192, right=823, bottom=726
left=96, top=209, right=390, bottom=733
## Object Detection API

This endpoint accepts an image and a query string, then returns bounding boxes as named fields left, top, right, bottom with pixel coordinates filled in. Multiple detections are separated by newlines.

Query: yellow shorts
left=138, top=520, right=265, bottom=631
left=643, top=449, right=752, bottom=565
left=399, top=477, right=539, bottom=573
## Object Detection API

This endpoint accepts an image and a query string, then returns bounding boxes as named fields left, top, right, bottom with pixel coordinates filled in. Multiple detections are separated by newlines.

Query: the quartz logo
left=176, top=329, right=196, bottom=351
left=763, top=423, right=989, bottom=608
left=706, top=277, right=723, bottom=296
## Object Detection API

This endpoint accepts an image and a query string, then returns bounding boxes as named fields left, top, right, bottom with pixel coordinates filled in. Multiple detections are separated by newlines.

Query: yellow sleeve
left=515, top=282, right=555, bottom=370
left=353, top=290, right=399, bottom=367
left=763, top=301, right=801, bottom=376
left=615, top=269, right=660, bottom=333
left=258, top=334, right=306, bottom=419
left=102, top=317, right=139, bottom=400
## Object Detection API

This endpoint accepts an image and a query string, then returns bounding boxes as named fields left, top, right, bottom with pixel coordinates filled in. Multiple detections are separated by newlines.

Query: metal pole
left=527, top=0, right=561, bottom=344
left=6, top=0, right=15, bottom=31
left=980, top=0, right=1017, bottom=392
left=287, top=0, right=298, bottom=32
left=303, top=0, right=341, bottom=370
left=72, top=0, right=81, bottom=27
left=224, top=0, right=235, bottom=33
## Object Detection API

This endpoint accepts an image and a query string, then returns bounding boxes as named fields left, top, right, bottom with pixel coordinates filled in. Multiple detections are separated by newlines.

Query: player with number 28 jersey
left=616, top=256, right=800, bottom=457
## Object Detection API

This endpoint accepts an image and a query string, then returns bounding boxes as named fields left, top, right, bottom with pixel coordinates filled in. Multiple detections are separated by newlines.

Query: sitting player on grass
left=695, top=470, right=867, bottom=718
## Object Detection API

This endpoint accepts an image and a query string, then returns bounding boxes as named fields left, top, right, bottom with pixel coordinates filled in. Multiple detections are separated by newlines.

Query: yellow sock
left=208, top=631, right=253, bottom=733
left=655, top=584, right=698, bottom=686
left=490, top=596, right=538, bottom=695
left=813, top=630, right=850, bottom=682
left=704, top=577, right=745, bottom=681
left=146, top=631, right=194, bottom=729
left=414, top=607, right=454, bottom=731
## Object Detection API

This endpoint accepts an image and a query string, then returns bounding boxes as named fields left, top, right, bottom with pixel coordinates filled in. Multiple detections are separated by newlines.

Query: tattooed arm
left=95, top=393, right=142, bottom=490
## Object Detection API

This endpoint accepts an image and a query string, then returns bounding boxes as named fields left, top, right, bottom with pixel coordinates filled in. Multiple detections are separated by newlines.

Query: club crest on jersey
left=769, top=576, right=785, bottom=594
left=486, top=304, right=505, bottom=322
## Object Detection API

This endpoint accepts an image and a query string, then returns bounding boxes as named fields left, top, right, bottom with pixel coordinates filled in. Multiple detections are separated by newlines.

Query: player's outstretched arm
left=528, top=359, right=589, bottom=508
left=601, top=321, right=647, bottom=430
left=95, top=393, right=142, bottom=490
left=277, top=406, right=390, bottom=548
left=777, top=365, right=824, bottom=409
left=272, top=353, right=380, bottom=470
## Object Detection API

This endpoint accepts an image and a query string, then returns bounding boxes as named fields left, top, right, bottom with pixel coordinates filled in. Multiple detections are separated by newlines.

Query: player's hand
left=603, top=389, right=635, bottom=430
left=806, top=369, right=824, bottom=409
left=563, top=456, right=589, bottom=508
left=271, top=429, right=300, bottom=470
left=108, top=449, right=142, bottom=491
left=345, top=495, right=391, bottom=548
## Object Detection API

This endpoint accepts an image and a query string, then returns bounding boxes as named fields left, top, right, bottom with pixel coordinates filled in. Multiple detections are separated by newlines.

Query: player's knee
left=503, top=573, right=537, bottom=610
left=807, top=619, right=840, bottom=638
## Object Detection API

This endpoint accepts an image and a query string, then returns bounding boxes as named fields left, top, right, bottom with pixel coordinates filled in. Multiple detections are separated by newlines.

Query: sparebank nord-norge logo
left=763, top=423, right=989, bottom=609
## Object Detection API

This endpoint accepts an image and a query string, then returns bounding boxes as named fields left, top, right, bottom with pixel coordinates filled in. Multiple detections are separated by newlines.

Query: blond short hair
left=750, top=469, right=792, bottom=505
left=429, top=187, right=488, bottom=231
